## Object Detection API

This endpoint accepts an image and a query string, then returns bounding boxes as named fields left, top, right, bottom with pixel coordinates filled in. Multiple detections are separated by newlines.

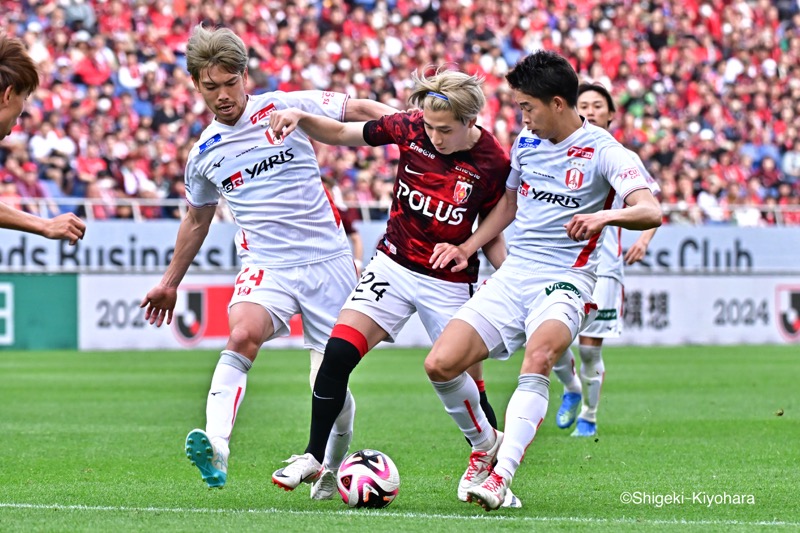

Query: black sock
left=480, top=390, right=498, bottom=430
left=305, top=337, right=361, bottom=462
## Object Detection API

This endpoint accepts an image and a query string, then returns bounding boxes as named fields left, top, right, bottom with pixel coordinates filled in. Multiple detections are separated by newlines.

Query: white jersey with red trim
left=505, top=119, right=651, bottom=274
left=184, top=90, right=351, bottom=267
left=597, top=148, right=661, bottom=281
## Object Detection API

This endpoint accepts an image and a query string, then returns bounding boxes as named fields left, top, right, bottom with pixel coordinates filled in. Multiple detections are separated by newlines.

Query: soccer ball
left=336, top=449, right=400, bottom=508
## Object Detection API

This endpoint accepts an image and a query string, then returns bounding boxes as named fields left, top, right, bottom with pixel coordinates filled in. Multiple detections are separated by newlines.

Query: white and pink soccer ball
left=336, top=449, right=400, bottom=508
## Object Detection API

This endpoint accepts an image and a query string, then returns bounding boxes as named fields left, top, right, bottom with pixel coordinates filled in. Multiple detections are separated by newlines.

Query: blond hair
left=186, top=25, right=248, bottom=81
left=407, top=68, right=485, bottom=124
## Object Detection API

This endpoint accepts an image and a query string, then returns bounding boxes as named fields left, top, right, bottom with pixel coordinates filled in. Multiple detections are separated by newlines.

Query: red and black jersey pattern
left=363, top=111, right=510, bottom=283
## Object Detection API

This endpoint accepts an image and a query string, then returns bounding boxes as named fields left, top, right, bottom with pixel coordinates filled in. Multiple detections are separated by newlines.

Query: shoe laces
left=464, top=450, right=491, bottom=481
left=483, top=471, right=507, bottom=493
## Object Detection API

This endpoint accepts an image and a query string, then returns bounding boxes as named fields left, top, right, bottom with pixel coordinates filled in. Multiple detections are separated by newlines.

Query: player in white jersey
left=139, top=25, right=396, bottom=494
left=553, top=83, right=661, bottom=437
left=423, top=51, right=662, bottom=511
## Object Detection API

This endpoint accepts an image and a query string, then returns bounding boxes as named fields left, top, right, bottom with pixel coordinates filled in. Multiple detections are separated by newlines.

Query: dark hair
left=0, top=35, right=40, bottom=96
left=577, top=82, right=616, bottom=113
left=505, top=50, right=578, bottom=107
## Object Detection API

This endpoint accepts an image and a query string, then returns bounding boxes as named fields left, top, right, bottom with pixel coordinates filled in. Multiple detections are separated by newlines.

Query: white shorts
left=581, top=276, right=623, bottom=338
left=453, top=265, right=597, bottom=360
left=340, top=251, right=474, bottom=343
left=228, top=254, right=358, bottom=352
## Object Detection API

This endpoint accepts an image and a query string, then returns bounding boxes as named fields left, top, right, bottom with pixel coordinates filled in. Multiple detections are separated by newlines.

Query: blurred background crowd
left=1, top=0, right=799, bottom=225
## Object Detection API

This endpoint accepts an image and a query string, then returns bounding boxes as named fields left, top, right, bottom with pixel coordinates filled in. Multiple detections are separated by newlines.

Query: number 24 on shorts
left=351, top=272, right=390, bottom=302
left=235, top=268, right=265, bottom=296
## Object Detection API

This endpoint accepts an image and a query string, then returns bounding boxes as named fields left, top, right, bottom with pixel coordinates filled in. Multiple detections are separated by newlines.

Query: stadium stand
left=1, top=0, right=799, bottom=225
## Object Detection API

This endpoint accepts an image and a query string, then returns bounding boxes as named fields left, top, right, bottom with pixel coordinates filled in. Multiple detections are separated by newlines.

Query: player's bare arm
left=430, top=188, right=517, bottom=272
left=270, top=109, right=367, bottom=146
left=140, top=204, right=216, bottom=327
left=564, top=188, right=662, bottom=242
left=624, top=227, right=658, bottom=264
left=480, top=230, right=507, bottom=270
left=0, top=203, right=87, bottom=244
left=343, top=98, right=398, bottom=121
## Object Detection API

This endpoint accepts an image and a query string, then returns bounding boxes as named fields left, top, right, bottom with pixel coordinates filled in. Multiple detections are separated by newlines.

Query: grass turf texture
left=0, top=346, right=797, bottom=532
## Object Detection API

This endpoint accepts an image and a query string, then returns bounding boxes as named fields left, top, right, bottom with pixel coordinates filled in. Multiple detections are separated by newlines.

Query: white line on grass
left=0, top=502, right=796, bottom=528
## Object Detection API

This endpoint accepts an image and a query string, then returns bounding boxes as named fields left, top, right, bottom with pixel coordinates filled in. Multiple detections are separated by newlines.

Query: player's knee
left=424, top=346, right=459, bottom=382
left=226, top=324, right=263, bottom=355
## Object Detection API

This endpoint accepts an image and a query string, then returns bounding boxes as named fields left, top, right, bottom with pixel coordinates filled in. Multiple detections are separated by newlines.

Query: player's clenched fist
left=43, top=213, right=86, bottom=245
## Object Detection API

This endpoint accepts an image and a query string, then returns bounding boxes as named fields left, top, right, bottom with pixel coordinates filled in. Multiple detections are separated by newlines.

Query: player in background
left=139, top=25, right=396, bottom=496
left=0, top=35, right=86, bottom=244
left=267, top=68, right=521, bottom=508
left=424, top=51, right=662, bottom=511
left=552, top=83, right=661, bottom=437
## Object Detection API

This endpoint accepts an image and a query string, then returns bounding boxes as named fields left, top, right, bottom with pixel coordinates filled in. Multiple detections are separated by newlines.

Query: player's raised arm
left=270, top=108, right=369, bottom=147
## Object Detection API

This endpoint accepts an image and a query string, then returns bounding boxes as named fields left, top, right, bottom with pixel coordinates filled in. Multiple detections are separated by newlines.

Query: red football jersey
left=363, top=111, right=510, bottom=283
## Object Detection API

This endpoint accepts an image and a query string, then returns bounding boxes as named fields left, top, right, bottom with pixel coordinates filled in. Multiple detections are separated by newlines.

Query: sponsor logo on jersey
left=265, top=127, right=284, bottom=146
left=455, top=165, right=481, bottom=180
left=565, top=168, right=584, bottom=190
left=519, top=137, right=541, bottom=148
left=248, top=104, right=285, bottom=146
left=235, top=146, right=258, bottom=159
left=221, top=171, right=244, bottom=192
left=567, top=146, right=595, bottom=159
left=404, top=165, right=424, bottom=176
left=544, top=281, right=582, bottom=297
left=453, top=181, right=473, bottom=204
left=409, top=141, right=436, bottom=159
left=244, top=148, right=295, bottom=180
left=249, top=103, right=276, bottom=125
left=198, top=133, right=222, bottom=154
left=620, top=167, right=643, bottom=180
left=397, top=177, right=466, bottom=225
left=519, top=181, right=581, bottom=208
left=212, top=156, right=225, bottom=168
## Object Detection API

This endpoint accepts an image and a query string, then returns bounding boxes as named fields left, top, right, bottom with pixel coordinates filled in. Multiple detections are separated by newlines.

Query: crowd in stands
left=1, top=0, right=800, bottom=225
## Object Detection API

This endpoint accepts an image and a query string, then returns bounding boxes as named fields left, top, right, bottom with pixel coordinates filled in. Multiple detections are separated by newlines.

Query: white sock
left=578, top=345, right=604, bottom=423
left=205, top=350, right=251, bottom=450
left=324, top=389, right=355, bottom=470
left=494, top=374, right=549, bottom=480
left=552, top=348, right=581, bottom=394
left=431, top=373, right=494, bottom=449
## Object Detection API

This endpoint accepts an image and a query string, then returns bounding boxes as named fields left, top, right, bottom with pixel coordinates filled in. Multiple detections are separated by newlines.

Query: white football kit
left=585, top=149, right=661, bottom=338
left=184, top=91, right=357, bottom=350
left=455, top=120, right=652, bottom=357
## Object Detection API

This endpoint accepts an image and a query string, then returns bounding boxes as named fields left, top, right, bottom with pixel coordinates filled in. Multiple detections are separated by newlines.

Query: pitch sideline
left=0, top=502, right=796, bottom=528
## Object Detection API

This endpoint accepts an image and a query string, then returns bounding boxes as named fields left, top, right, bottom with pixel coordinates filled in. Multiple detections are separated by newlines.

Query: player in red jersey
left=268, top=68, right=521, bottom=507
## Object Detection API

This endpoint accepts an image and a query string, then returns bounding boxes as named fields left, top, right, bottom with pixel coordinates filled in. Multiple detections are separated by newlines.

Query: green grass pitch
left=0, top=346, right=797, bottom=532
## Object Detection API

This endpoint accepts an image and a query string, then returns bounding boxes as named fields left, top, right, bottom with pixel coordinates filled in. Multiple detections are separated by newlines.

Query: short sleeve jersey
left=363, top=111, right=510, bottom=283
left=597, top=148, right=662, bottom=281
left=505, top=119, right=651, bottom=274
left=184, top=91, right=351, bottom=267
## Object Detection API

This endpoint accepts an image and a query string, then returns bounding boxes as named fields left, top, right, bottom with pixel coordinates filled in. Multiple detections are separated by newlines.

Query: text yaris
left=518, top=182, right=581, bottom=208
left=245, top=148, right=295, bottom=180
